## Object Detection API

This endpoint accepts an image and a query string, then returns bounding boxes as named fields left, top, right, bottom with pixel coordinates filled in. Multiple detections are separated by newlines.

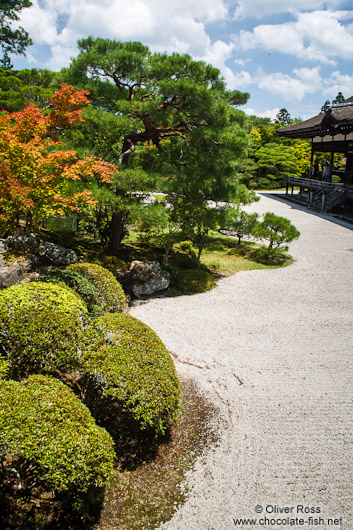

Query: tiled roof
left=277, top=97, right=353, bottom=138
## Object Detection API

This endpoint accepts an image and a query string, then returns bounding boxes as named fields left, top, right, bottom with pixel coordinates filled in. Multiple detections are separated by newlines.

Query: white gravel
left=130, top=193, right=353, bottom=530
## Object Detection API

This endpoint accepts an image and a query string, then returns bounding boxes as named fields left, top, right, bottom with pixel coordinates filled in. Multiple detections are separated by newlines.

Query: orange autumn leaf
left=0, top=85, right=118, bottom=231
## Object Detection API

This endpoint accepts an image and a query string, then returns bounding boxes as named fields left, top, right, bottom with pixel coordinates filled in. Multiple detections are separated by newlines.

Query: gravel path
left=130, top=193, right=353, bottom=530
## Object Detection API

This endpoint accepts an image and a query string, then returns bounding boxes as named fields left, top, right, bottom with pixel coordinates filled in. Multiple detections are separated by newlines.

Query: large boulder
left=128, top=260, right=170, bottom=298
left=6, top=231, right=39, bottom=250
left=0, top=260, right=32, bottom=288
left=38, top=242, right=80, bottom=265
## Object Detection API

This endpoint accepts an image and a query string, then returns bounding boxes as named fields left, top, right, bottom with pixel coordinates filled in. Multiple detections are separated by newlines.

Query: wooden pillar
left=309, top=190, right=313, bottom=207
left=321, top=189, right=326, bottom=212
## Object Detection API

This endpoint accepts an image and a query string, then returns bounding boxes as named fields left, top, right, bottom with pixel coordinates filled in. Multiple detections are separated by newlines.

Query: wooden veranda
left=285, top=176, right=353, bottom=213
left=277, top=97, right=353, bottom=214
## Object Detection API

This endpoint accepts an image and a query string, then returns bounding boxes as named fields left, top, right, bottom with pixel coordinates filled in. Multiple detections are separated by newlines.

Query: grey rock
left=0, top=259, right=32, bottom=288
left=129, top=260, right=170, bottom=298
left=6, top=231, right=39, bottom=250
left=0, top=239, right=7, bottom=266
left=38, top=242, right=79, bottom=266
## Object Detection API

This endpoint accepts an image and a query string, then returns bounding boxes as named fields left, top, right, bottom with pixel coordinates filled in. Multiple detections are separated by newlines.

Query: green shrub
left=177, top=240, right=197, bottom=259
left=0, top=282, right=87, bottom=378
left=253, top=212, right=300, bottom=249
left=81, top=313, right=180, bottom=436
left=42, top=267, right=107, bottom=317
left=0, top=356, right=9, bottom=379
left=176, top=269, right=216, bottom=294
left=0, top=375, right=115, bottom=525
left=207, top=260, right=220, bottom=271
left=69, top=263, right=126, bottom=313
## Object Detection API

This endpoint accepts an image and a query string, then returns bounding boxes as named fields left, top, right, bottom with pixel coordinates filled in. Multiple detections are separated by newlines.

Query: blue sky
left=10, top=0, right=353, bottom=121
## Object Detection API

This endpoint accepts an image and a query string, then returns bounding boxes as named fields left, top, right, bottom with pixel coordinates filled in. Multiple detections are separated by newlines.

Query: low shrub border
left=0, top=281, right=87, bottom=379
left=80, top=313, right=180, bottom=437
left=69, top=263, right=126, bottom=313
left=0, top=375, right=115, bottom=526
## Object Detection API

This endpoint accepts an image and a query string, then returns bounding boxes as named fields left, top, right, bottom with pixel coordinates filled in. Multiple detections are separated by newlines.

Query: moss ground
left=94, top=377, right=219, bottom=530
left=43, top=229, right=292, bottom=283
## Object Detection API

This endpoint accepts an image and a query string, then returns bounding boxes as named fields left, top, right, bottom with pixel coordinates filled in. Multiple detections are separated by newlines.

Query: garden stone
left=0, top=239, right=7, bottom=266
left=38, top=242, right=80, bottom=266
left=6, top=231, right=39, bottom=250
left=0, top=259, right=32, bottom=288
left=128, top=260, right=170, bottom=298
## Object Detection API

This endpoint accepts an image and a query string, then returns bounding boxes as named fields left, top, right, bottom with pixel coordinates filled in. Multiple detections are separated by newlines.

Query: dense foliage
left=80, top=313, right=180, bottom=435
left=242, top=113, right=310, bottom=189
left=0, top=281, right=87, bottom=378
left=58, top=38, right=251, bottom=254
left=68, top=262, right=126, bottom=313
left=0, top=67, right=56, bottom=111
left=253, top=212, right=301, bottom=249
left=0, top=84, right=119, bottom=234
left=43, top=267, right=108, bottom=317
left=0, top=375, right=115, bottom=524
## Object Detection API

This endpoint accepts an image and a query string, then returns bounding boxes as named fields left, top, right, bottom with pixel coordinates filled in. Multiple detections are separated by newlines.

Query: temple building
left=277, top=97, right=353, bottom=213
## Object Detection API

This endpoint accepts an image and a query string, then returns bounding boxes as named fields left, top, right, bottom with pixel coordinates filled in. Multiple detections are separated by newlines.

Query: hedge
left=81, top=313, right=180, bottom=436
left=0, top=375, right=115, bottom=522
left=42, top=267, right=107, bottom=317
left=68, top=263, right=126, bottom=314
left=0, top=281, right=87, bottom=378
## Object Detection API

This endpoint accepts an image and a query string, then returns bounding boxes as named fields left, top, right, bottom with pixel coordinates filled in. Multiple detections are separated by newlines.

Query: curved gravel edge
left=130, top=193, right=353, bottom=530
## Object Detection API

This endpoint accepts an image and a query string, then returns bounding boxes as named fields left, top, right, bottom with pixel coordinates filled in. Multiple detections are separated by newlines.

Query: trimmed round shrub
left=42, top=267, right=107, bottom=317
left=0, top=375, right=115, bottom=525
left=68, top=263, right=126, bottom=314
left=0, top=281, right=87, bottom=378
left=176, top=269, right=216, bottom=294
left=81, top=313, right=180, bottom=436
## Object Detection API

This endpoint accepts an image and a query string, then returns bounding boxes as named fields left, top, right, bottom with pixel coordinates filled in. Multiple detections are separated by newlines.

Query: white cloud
left=233, top=0, right=347, bottom=20
left=323, top=71, right=353, bottom=98
left=234, top=10, right=353, bottom=63
left=257, top=72, right=308, bottom=101
left=16, top=0, right=229, bottom=69
left=255, top=67, right=323, bottom=101
left=244, top=106, right=280, bottom=120
left=293, top=66, right=322, bottom=90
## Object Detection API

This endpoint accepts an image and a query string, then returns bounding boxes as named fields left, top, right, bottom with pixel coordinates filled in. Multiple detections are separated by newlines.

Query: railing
left=286, top=176, right=344, bottom=192
left=285, top=176, right=346, bottom=213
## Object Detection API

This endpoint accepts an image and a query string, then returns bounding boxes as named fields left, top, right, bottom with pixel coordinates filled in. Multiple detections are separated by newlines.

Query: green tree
left=253, top=212, right=300, bottom=249
left=172, top=198, right=223, bottom=260
left=133, top=201, right=180, bottom=264
left=332, top=91, right=345, bottom=105
left=223, top=208, right=259, bottom=244
left=321, top=92, right=345, bottom=112
left=0, top=1, right=32, bottom=68
left=59, top=38, right=250, bottom=255
left=275, top=108, right=293, bottom=127
left=255, top=143, right=299, bottom=188
left=0, top=67, right=55, bottom=111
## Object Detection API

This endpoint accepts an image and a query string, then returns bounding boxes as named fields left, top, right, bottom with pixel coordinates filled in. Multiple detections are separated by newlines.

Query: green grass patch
left=200, top=232, right=292, bottom=276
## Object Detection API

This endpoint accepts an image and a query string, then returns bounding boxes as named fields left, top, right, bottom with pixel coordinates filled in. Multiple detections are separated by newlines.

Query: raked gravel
left=130, top=193, right=353, bottom=530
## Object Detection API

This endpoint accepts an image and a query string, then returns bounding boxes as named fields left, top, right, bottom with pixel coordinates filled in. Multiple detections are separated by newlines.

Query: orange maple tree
left=0, top=84, right=118, bottom=232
